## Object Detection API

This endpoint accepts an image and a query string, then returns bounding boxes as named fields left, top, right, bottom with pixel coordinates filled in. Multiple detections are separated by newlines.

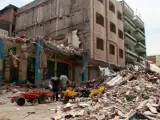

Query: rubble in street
left=1, top=63, right=160, bottom=120
left=55, top=64, right=160, bottom=120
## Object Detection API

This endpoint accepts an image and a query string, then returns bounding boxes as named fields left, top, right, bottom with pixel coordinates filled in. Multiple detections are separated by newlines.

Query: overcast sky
left=0, top=0, right=159, bottom=56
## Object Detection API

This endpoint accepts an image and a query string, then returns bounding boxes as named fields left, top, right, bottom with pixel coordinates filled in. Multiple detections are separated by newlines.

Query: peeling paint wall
left=15, top=0, right=91, bottom=52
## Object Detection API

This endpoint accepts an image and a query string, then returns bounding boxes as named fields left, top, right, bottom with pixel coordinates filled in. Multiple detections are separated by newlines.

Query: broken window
left=117, top=11, right=122, bottom=20
left=118, top=29, right=123, bottom=39
left=96, top=38, right=104, bottom=50
left=109, top=44, right=115, bottom=55
left=96, top=12, right=104, bottom=27
left=119, top=49, right=123, bottom=58
left=98, top=0, right=103, bottom=4
left=109, top=1, right=115, bottom=13
left=110, top=22, right=116, bottom=33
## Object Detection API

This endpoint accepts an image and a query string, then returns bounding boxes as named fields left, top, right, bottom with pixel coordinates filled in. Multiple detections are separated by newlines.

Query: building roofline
left=0, top=4, right=18, bottom=14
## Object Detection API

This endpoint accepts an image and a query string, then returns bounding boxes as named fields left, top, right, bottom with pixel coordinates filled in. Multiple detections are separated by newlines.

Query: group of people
left=50, top=73, right=69, bottom=101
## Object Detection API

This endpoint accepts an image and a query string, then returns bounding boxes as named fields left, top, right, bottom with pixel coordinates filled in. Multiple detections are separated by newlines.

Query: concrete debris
left=55, top=64, right=160, bottom=120
left=107, top=75, right=123, bottom=87
left=99, top=66, right=117, bottom=77
left=1, top=64, right=160, bottom=120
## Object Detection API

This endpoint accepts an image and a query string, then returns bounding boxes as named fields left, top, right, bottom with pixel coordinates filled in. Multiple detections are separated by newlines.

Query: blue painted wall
left=82, top=54, right=87, bottom=81
left=35, top=40, right=43, bottom=87
left=0, top=40, right=4, bottom=87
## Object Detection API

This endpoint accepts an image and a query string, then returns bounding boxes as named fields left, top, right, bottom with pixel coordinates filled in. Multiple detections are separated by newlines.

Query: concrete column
left=54, top=55, right=57, bottom=76
left=19, top=56, right=28, bottom=84
left=0, top=40, right=4, bottom=87
left=35, top=40, right=43, bottom=87
left=82, top=53, right=87, bottom=81
left=19, top=43, right=28, bottom=84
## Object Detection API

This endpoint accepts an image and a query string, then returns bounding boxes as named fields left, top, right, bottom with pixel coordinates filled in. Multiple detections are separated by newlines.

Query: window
left=109, top=44, right=115, bottom=55
left=109, top=1, right=115, bottom=13
left=96, top=38, right=104, bottom=50
left=118, top=29, right=123, bottom=39
left=96, top=12, right=104, bottom=27
left=98, top=0, right=103, bottom=4
left=110, top=22, right=116, bottom=33
left=117, top=11, right=122, bottom=20
left=119, top=49, right=123, bottom=58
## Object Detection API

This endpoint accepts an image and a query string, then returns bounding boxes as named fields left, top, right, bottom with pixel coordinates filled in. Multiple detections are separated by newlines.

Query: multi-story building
left=13, top=0, right=125, bottom=82
left=0, top=5, right=19, bottom=82
left=0, top=4, right=18, bottom=36
left=147, top=55, right=160, bottom=67
left=120, top=0, right=146, bottom=64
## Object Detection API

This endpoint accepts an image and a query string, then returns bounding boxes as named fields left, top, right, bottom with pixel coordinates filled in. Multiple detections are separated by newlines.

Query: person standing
left=50, top=76, right=60, bottom=101
left=60, top=73, right=69, bottom=91
left=60, top=73, right=69, bottom=99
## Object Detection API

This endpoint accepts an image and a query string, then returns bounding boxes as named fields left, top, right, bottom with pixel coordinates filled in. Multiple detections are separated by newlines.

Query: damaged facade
left=0, top=0, right=147, bottom=85
left=0, top=5, right=20, bottom=84
left=0, top=4, right=18, bottom=37
left=13, top=0, right=125, bottom=83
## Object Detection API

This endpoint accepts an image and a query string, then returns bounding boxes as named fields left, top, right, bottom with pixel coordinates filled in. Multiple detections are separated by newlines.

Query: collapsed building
left=12, top=0, right=125, bottom=83
left=0, top=0, right=127, bottom=85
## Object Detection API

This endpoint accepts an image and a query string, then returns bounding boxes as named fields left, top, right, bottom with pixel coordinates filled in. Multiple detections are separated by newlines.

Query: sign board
left=0, top=29, right=8, bottom=37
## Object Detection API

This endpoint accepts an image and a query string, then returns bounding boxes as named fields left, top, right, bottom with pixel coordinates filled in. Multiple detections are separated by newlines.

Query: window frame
left=96, top=12, right=104, bottom=27
left=117, top=11, right=122, bottom=20
left=118, top=29, right=123, bottom=39
left=109, top=44, right=115, bottom=55
left=110, top=22, right=116, bottom=33
left=119, top=49, right=124, bottom=58
left=109, top=1, right=115, bottom=13
left=96, top=37, right=104, bottom=50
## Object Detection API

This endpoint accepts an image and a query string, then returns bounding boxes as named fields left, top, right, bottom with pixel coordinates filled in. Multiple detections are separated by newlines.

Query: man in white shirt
left=60, top=73, right=69, bottom=99
left=60, top=74, right=68, bottom=91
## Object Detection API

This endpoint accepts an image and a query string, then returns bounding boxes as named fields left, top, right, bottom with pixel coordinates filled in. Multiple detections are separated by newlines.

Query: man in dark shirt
left=50, top=76, right=60, bottom=101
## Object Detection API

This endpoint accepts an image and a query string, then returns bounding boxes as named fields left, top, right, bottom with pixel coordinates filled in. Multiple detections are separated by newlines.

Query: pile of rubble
left=55, top=66, right=160, bottom=120
left=1, top=63, right=160, bottom=120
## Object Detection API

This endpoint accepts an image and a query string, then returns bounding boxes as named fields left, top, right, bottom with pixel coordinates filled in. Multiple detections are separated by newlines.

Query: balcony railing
left=133, top=15, right=144, bottom=28
left=126, top=48, right=138, bottom=57
left=136, top=42, right=146, bottom=53
left=121, top=0, right=134, bottom=19
left=126, top=48, right=138, bottom=62
left=138, top=42, right=146, bottom=48
left=124, top=16, right=136, bottom=28
left=125, top=32, right=137, bottom=43
left=134, top=28, right=145, bottom=40
left=140, top=56, right=145, bottom=60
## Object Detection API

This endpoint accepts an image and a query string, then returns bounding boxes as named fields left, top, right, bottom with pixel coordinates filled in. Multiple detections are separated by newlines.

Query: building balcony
left=134, top=28, right=145, bottom=40
left=136, top=42, right=146, bottom=53
left=139, top=56, right=145, bottom=61
left=126, top=49, right=138, bottom=62
left=121, top=1, right=134, bottom=20
left=124, top=16, right=136, bottom=29
left=133, top=15, right=144, bottom=28
left=126, top=48, right=138, bottom=57
left=125, top=32, right=137, bottom=43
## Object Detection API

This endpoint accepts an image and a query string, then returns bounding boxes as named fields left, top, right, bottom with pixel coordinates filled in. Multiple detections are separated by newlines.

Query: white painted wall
left=0, top=29, right=8, bottom=37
